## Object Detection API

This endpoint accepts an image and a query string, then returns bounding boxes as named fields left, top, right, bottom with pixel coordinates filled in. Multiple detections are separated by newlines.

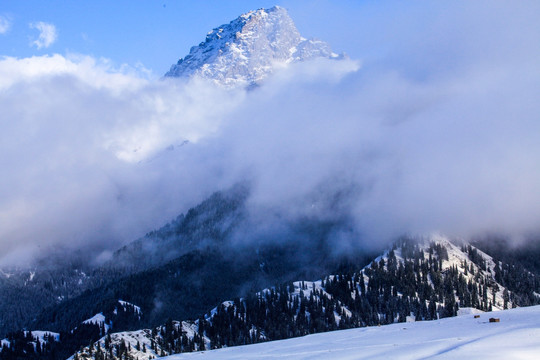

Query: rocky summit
left=165, top=6, right=341, bottom=87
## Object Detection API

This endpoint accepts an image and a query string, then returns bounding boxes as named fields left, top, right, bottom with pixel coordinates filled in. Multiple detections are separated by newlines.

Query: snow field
left=162, top=305, right=540, bottom=359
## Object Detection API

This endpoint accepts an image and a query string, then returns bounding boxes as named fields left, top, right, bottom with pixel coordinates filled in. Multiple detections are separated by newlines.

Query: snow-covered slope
left=0, top=331, right=60, bottom=354
left=163, top=305, right=540, bottom=360
left=67, top=321, right=206, bottom=360
left=165, top=6, right=341, bottom=87
left=372, top=233, right=516, bottom=310
left=79, top=299, right=142, bottom=335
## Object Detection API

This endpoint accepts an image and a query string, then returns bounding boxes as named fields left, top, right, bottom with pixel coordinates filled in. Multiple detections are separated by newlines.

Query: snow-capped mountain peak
left=165, top=6, right=341, bottom=86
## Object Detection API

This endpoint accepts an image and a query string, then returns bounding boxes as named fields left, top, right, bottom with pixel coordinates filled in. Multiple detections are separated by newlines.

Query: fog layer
left=1, top=2, right=540, bottom=266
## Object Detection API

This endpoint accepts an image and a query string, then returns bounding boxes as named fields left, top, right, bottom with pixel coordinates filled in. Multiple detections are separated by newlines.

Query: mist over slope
left=0, top=2, right=539, bottom=272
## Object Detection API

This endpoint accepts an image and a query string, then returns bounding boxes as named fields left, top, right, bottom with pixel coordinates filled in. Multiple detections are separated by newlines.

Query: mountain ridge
left=2, top=207, right=539, bottom=359
left=64, top=234, right=539, bottom=359
left=165, top=6, right=341, bottom=87
left=1, top=183, right=540, bottom=359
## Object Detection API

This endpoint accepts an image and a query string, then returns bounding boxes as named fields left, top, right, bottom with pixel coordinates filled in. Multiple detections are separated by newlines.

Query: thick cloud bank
left=0, top=54, right=247, bottom=265
left=1, top=2, right=540, bottom=266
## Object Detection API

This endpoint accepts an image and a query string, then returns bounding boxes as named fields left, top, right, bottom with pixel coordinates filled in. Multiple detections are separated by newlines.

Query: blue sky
left=1, top=0, right=455, bottom=77
left=0, top=1, right=497, bottom=78
left=0, top=0, right=383, bottom=76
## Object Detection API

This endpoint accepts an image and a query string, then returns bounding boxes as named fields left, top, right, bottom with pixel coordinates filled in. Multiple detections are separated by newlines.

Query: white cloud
left=29, top=21, right=58, bottom=49
left=1, top=1, right=540, bottom=266
left=0, top=54, right=250, bottom=266
left=0, top=15, right=11, bottom=34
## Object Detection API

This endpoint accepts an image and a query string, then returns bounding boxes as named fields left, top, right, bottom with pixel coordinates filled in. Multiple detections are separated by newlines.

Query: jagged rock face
left=165, top=6, right=339, bottom=86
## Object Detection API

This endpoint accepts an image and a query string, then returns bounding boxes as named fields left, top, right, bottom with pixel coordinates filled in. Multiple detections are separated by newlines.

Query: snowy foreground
left=164, top=305, right=540, bottom=360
